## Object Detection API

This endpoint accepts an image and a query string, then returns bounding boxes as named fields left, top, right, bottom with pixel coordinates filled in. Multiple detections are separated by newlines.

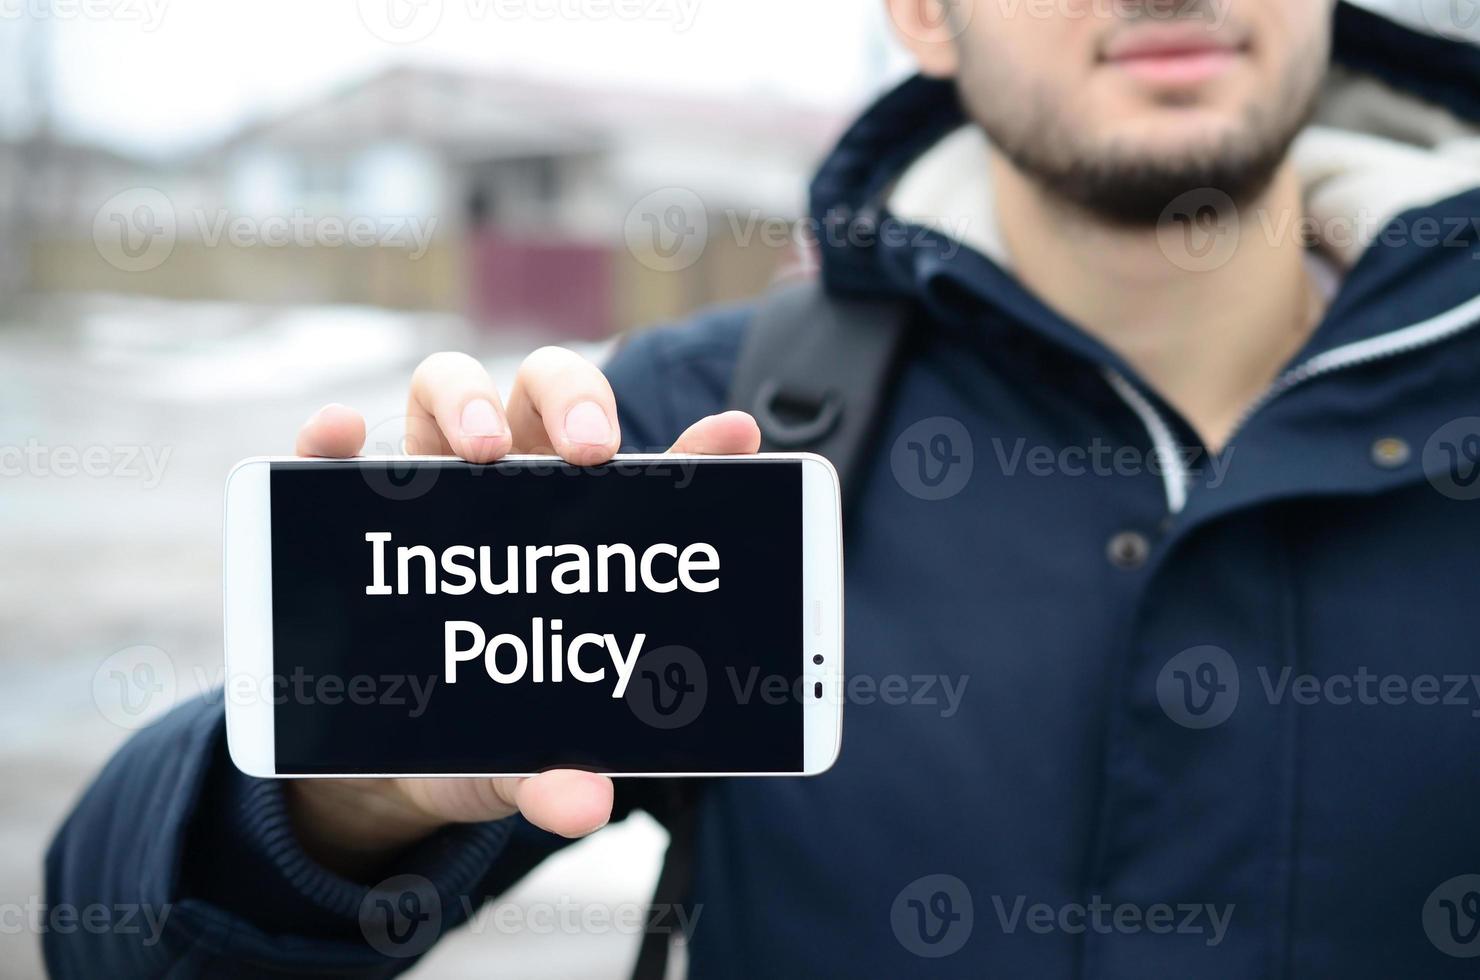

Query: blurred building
left=11, top=66, right=845, bottom=337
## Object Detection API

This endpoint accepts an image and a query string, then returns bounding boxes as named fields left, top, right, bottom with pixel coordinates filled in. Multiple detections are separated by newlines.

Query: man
left=48, top=0, right=1480, bottom=976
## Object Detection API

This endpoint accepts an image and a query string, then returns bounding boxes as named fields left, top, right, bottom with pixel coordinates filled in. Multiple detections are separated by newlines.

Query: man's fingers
left=514, top=769, right=615, bottom=838
left=407, top=352, right=514, bottom=462
left=295, top=403, right=366, bottom=458
left=506, top=347, right=621, bottom=466
left=668, top=411, right=762, bottom=455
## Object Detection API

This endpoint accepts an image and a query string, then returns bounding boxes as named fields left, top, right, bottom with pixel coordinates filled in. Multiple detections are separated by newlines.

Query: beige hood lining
left=888, top=64, right=1480, bottom=272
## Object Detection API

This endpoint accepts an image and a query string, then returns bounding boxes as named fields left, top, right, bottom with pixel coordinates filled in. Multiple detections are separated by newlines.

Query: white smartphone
left=223, top=453, right=843, bottom=778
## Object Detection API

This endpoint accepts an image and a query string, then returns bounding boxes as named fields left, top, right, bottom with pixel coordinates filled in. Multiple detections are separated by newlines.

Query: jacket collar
left=806, top=7, right=1480, bottom=518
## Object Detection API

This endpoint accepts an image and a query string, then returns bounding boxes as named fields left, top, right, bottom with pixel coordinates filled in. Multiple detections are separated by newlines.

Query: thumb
left=667, top=411, right=762, bottom=455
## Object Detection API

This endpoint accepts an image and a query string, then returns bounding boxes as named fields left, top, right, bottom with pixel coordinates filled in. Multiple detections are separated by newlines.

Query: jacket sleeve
left=43, top=309, right=750, bottom=977
left=45, top=693, right=541, bottom=976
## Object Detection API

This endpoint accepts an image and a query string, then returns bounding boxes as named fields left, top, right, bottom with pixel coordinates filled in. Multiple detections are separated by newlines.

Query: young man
left=49, top=1, right=1480, bottom=976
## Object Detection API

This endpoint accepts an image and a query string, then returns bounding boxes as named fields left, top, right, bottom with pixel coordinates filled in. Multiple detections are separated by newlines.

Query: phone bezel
left=223, top=453, right=843, bottom=778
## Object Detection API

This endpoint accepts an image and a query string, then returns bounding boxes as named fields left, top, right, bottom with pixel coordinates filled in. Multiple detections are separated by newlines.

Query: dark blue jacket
left=47, top=6, right=1480, bottom=977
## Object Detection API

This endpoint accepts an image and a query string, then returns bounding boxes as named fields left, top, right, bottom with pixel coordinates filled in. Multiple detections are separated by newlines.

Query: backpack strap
left=630, top=280, right=909, bottom=980
left=630, top=780, right=703, bottom=980
left=729, top=279, right=911, bottom=494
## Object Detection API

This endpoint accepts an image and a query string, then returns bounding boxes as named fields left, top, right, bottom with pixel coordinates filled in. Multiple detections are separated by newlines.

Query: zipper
left=1232, top=290, right=1480, bottom=435
left=1104, top=368, right=1190, bottom=515
left=1103, top=291, right=1480, bottom=517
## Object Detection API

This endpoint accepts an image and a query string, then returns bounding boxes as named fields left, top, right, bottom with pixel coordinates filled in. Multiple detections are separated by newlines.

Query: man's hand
left=285, top=348, right=761, bottom=878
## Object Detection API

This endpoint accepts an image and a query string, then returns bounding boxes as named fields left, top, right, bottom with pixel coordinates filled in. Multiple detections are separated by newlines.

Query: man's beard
left=955, top=44, right=1325, bottom=227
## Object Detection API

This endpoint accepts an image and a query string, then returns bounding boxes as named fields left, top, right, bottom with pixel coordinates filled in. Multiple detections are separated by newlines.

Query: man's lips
left=1099, top=24, right=1248, bottom=86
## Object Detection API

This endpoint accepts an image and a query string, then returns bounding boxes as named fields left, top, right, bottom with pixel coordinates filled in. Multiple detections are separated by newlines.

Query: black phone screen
left=268, top=458, right=804, bottom=774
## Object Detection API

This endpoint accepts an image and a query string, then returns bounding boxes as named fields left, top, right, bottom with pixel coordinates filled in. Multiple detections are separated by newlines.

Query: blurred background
left=0, top=0, right=1458, bottom=976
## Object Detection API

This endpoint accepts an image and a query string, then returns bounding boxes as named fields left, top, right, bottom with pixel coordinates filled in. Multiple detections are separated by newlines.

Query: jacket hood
left=810, top=2, right=1480, bottom=355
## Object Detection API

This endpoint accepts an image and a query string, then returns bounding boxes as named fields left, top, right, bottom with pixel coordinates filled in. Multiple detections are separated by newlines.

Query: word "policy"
left=445, top=618, right=646, bottom=698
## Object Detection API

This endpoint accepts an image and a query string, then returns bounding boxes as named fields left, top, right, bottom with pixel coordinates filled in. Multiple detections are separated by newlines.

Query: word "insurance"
left=364, top=532, right=721, bottom=596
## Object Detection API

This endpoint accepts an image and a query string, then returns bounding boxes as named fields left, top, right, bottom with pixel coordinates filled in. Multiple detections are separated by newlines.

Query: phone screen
left=267, top=458, right=804, bottom=774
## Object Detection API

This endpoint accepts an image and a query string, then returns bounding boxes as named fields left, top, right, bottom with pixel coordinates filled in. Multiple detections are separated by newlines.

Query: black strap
left=630, top=280, right=909, bottom=980
left=630, top=782, right=702, bottom=980
left=729, top=279, right=910, bottom=494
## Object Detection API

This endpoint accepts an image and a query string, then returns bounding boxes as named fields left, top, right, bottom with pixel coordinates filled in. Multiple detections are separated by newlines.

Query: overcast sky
left=3, top=0, right=1467, bottom=158
left=15, top=0, right=896, bottom=157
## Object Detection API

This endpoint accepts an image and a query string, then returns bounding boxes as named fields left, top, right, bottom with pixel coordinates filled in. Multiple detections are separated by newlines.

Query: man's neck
left=991, top=153, right=1325, bottom=453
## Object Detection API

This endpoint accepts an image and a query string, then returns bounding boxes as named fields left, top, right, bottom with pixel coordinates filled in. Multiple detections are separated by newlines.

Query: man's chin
left=1089, top=106, right=1251, bottom=158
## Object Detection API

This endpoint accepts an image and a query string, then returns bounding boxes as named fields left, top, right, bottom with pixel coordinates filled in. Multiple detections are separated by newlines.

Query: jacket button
left=1107, top=531, right=1150, bottom=570
left=1371, top=436, right=1411, bottom=468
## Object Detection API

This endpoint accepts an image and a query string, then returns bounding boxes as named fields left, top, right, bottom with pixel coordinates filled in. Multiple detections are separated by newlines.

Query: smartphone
left=223, top=454, right=843, bottom=778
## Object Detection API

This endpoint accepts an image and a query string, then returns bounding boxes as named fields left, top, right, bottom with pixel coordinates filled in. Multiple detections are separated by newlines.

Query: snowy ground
left=0, top=294, right=666, bottom=979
